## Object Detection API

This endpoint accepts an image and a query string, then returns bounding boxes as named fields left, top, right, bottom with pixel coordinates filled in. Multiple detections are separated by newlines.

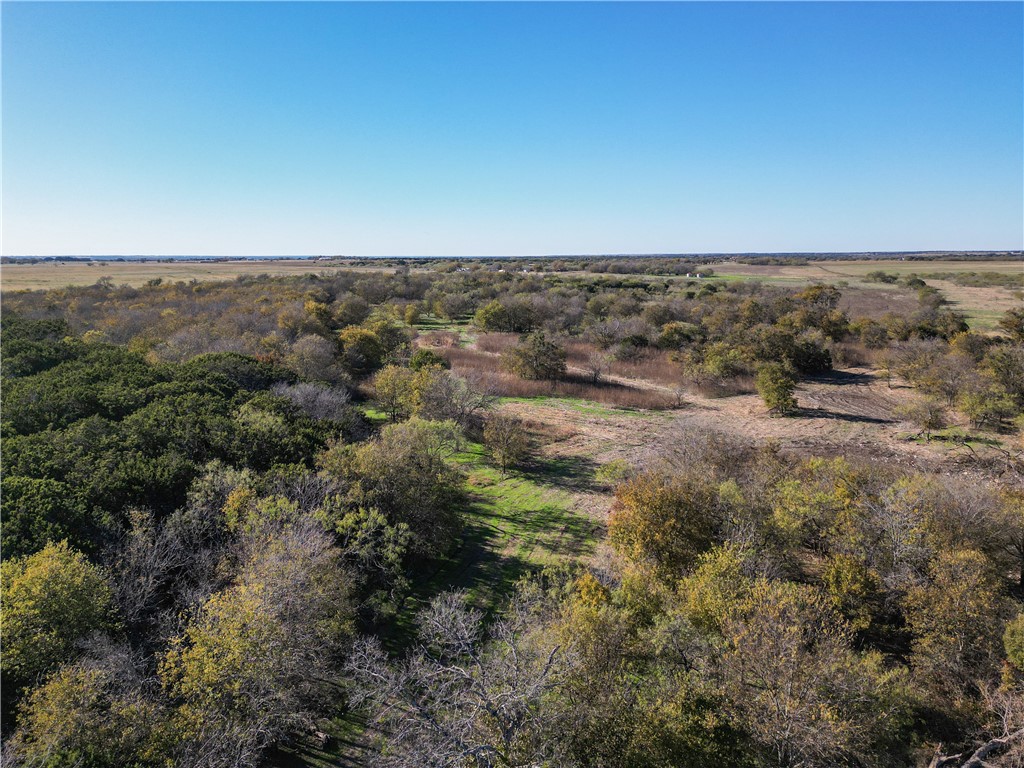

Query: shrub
left=501, top=331, right=567, bottom=382
left=410, top=347, right=450, bottom=371
left=755, top=363, right=797, bottom=416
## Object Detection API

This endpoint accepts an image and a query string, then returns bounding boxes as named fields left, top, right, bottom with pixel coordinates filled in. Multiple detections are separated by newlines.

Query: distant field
left=710, top=259, right=1023, bottom=331
left=0, top=259, right=399, bottom=290
left=709, top=258, right=1023, bottom=283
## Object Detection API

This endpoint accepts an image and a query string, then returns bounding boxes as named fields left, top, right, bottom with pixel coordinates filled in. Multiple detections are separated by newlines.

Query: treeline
left=5, top=265, right=1023, bottom=427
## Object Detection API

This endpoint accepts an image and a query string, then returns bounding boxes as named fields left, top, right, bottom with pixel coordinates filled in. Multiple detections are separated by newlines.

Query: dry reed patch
left=441, top=347, right=676, bottom=410
left=475, top=333, right=520, bottom=354
left=418, top=330, right=461, bottom=348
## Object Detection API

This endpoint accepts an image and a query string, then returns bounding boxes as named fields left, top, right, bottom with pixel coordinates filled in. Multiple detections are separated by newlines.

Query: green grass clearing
left=384, top=440, right=599, bottom=645
left=498, top=395, right=669, bottom=419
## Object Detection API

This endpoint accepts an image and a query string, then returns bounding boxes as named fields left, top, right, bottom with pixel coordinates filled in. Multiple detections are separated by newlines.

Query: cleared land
left=0, top=259, right=390, bottom=290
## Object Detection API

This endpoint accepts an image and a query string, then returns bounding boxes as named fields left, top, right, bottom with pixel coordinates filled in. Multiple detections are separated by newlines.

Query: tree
left=409, top=347, right=449, bottom=371
left=5, top=642, right=171, bottom=768
left=996, top=489, right=1024, bottom=590
left=374, top=365, right=415, bottom=421
left=719, top=580, right=909, bottom=768
left=755, top=363, right=797, bottom=416
left=474, top=299, right=536, bottom=333
left=1006, top=612, right=1024, bottom=672
left=583, top=351, right=610, bottom=384
left=1, top=541, right=113, bottom=685
left=896, top=397, right=947, bottom=439
left=338, top=326, right=385, bottom=376
left=999, top=307, right=1024, bottom=343
left=483, top=414, right=530, bottom=475
left=608, top=471, right=721, bottom=578
left=328, top=418, right=465, bottom=555
left=501, top=331, right=566, bottom=383
left=159, top=519, right=352, bottom=768
left=346, top=590, right=572, bottom=768
left=903, top=549, right=1006, bottom=698
left=958, top=381, right=1018, bottom=430
left=412, top=367, right=495, bottom=426
left=0, top=475, right=93, bottom=559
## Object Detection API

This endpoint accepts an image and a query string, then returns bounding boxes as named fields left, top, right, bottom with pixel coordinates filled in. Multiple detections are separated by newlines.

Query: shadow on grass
left=525, top=454, right=603, bottom=493
left=265, top=710, right=372, bottom=768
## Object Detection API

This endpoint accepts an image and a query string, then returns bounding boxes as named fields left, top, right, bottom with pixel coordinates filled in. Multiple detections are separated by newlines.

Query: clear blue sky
left=3, top=1, right=1022, bottom=256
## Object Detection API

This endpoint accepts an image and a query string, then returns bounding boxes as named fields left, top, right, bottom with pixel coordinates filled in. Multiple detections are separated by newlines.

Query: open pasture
left=0, top=258, right=398, bottom=291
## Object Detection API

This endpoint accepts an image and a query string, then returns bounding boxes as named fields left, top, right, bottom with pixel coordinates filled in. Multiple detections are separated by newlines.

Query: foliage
left=1006, top=612, right=1024, bottom=672
left=409, top=347, right=450, bottom=371
left=5, top=644, right=171, bottom=768
left=501, top=331, right=567, bottom=382
left=755, top=362, right=797, bottom=416
left=1, top=541, right=113, bottom=684
left=159, top=519, right=353, bottom=768
left=609, top=471, right=721, bottom=577
left=483, top=413, right=530, bottom=475
left=326, top=418, right=465, bottom=556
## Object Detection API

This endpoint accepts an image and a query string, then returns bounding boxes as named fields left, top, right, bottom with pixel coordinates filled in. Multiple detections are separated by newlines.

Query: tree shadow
left=523, top=454, right=603, bottom=493
left=795, top=406, right=893, bottom=425
left=805, top=369, right=876, bottom=386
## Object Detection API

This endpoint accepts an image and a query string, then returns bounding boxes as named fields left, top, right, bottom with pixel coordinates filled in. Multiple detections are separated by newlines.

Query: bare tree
left=346, top=591, right=576, bottom=768
left=272, top=381, right=351, bottom=421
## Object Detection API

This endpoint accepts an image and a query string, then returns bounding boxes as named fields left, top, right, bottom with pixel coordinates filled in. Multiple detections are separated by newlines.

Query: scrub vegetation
left=2, top=253, right=1023, bottom=768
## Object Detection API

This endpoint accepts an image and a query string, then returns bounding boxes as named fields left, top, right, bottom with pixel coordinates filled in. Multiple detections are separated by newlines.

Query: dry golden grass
left=442, top=346, right=677, bottom=409
left=0, top=259, right=411, bottom=291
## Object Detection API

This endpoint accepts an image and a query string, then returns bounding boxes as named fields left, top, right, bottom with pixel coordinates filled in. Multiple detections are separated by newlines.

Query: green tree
left=409, top=347, right=449, bottom=371
left=501, top=331, right=567, bottom=382
left=0, top=475, right=93, bottom=559
left=483, top=413, right=530, bottom=475
left=338, top=326, right=385, bottom=376
left=755, top=362, right=797, bottom=416
left=1, top=541, right=113, bottom=683
left=374, top=364, right=416, bottom=421
left=609, top=471, right=721, bottom=578
left=328, top=418, right=465, bottom=555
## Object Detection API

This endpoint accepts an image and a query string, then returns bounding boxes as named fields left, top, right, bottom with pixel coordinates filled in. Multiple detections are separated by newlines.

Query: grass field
left=0, top=258, right=405, bottom=290
left=391, top=440, right=599, bottom=636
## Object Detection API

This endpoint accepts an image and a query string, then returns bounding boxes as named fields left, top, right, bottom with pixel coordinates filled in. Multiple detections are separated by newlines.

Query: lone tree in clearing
left=484, top=414, right=529, bottom=475
left=756, top=363, right=797, bottom=416
left=501, top=331, right=567, bottom=383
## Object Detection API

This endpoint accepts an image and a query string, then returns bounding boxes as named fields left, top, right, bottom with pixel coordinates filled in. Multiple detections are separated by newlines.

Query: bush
left=501, top=331, right=567, bottom=382
left=755, top=363, right=797, bottom=416
left=410, top=347, right=450, bottom=371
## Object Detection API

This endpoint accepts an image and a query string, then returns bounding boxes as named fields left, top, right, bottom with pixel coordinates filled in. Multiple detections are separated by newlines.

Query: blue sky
left=2, top=2, right=1021, bottom=256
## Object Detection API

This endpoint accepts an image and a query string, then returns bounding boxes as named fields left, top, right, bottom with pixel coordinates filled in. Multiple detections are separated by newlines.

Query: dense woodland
left=2, top=257, right=1024, bottom=767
